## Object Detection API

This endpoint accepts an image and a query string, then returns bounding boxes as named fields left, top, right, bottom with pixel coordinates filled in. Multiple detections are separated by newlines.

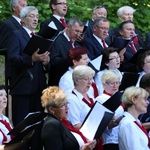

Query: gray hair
left=20, top=6, right=38, bottom=18
left=117, top=6, right=136, bottom=17
left=68, top=17, right=84, bottom=27
left=101, top=70, right=121, bottom=84
left=93, top=17, right=109, bottom=26
left=72, top=65, right=95, bottom=81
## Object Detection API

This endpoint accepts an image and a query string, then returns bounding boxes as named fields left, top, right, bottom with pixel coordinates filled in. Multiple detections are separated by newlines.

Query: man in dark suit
left=48, top=17, right=84, bottom=86
left=0, top=0, right=27, bottom=49
left=84, top=5, right=107, bottom=38
left=119, top=20, right=141, bottom=72
left=7, top=6, right=50, bottom=126
left=38, top=0, right=68, bottom=38
left=83, top=17, right=110, bottom=60
left=110, top=5, right=145, bottom=48
left=145, top=32, right=150, bottom=50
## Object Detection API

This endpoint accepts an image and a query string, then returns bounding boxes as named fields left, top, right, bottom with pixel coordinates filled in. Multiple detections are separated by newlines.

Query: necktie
left=91, top=82, right=99, bottom=98
left=69, top=40, right=73, bottom=48
left=134, top=121, right=150, bottom=148
left=129, top=42, right=137, bottom=53
left=60, top=18, right=67, bottom=28
left=102, top=39, right=107, bottom=48
left=30, top=32, right=35, bottom=36
left=61, top=119, right=87, bottom=143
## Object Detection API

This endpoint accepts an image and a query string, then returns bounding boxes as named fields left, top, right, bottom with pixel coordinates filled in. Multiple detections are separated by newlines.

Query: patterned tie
left=102, top=39, right=107, bottom=48
left=60, top=18, right=67, bottom=28
left=129, top=41, right=137, bottom=53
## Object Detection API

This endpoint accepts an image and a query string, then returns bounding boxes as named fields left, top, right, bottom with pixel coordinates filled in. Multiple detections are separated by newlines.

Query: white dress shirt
left=95, top=93, right=124, bottom=145
left=67, top=89, right=95, bottom=126
left=119, top=112, right=150, bottom=150
left=136, top=71, right=146, bottom=87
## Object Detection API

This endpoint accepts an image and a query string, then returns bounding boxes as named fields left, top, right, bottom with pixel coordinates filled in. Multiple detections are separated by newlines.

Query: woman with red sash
left=95, top=70, right=124, bottom=150
left=119, top=86, right=150, bottom=150
left=41, top=86, right=96, bottom=150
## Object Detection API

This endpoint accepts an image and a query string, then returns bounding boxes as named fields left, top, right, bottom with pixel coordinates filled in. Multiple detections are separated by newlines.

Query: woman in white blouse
left=119, top=86, right=150, bottom=150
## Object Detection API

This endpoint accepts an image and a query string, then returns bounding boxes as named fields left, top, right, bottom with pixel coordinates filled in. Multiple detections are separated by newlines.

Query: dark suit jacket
left=41, top=114, right=79, bottom=150
left=48, top=33, right=80, bottom=86
left=145, top=32, right=150, bottom=50
left=38, top=16, right=65, bottom=39
left=0, top=16, right=22, bottom=49
left=84, top=19, right=94, bottom=38
left=7, top=28, right=47, bottom=95
left=110, top=27, right=145, bottom=48
left=83, top=35, right=110, bottom=60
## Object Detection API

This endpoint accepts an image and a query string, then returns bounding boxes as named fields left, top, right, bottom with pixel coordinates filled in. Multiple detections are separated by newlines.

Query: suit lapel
left=10, top=17, right=22, bottom=30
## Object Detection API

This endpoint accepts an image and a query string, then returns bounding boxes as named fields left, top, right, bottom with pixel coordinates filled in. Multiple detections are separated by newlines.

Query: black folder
left=102, top=91, right=123, bottom=112
left=80, top=101, right=114, bottom=140
left=119, top=72, right=140, bottom=91
left=8, top=112, right=47, bottom=136
left=23, top=34, right=54, bottom=55
left=108, top=36, right=137, bottom=52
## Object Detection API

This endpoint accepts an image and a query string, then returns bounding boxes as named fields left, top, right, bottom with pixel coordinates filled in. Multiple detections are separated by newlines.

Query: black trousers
left=103, top=144, right=119, bottom=150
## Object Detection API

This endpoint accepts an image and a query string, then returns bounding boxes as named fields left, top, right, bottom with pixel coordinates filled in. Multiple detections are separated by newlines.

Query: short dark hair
left=140, top=73, right=150, bottom=89
left=0, top=85, right=6, bottom=90
left=101, top=47, right=119, bottom=70
left=49, top=0, right=57, bottom=11
left=119, top=20, right=134, bottom=31
left=68, top=47, right=88, bottom=67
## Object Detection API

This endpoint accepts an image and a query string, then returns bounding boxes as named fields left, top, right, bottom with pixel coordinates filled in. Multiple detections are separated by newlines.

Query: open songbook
left=80, top=101, right=114, bottom=140
left=23, top=34, right=54, bottom=55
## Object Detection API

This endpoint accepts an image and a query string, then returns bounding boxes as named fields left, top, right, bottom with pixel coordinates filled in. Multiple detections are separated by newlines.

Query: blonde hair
left=101, top=70, right=121, bottom=84
left=41, top=86, right=66, bottom=111
left=122, top=86, right=149, bottom=108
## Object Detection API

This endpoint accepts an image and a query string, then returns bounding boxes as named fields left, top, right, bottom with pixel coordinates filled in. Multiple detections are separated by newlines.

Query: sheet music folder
left=119, top=72, right=140, bottom=91
left=7, top=112, right=47, bottom=144
left=80, top=101, right=114, bottom=140
left=23, top=34, right=54, bottom=55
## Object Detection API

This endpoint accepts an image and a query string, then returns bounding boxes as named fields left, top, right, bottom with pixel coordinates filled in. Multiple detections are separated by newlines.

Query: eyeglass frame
left=26, top=14, right=39, bottom=19
left=51, top=102, right=69, bottom=109
left=96, top=25, right=109, bottom=31
left=105, top=81, right=121, bottom=86
left=54, top=2, right=68, bottom=6
left=94, top=5, right=107, bottom=11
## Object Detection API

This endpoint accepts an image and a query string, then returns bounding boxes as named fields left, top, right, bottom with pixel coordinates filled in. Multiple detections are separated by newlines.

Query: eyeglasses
left=52, top=102, right=69, bottom=109
left=54, top=2, right=68, bottom=6
left=96, top=25, right=109, bottom=31
left=82, top=78, right=93, bottom=82
left=106, top=81, right=121, bottom=86
left=26, top=14, right=39, bottom=19
left=109, top=56, right=120, bottom=61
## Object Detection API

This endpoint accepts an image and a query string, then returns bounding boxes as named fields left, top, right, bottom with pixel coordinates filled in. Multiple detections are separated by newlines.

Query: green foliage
left=0, top=0, right=150, bottom=36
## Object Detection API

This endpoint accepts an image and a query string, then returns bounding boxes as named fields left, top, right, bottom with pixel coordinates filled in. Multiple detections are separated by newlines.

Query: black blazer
left=48, top=33, right=80, bottom=86
left=83, top=35, right=110, bottom=60
left=41, top=114, right=79, bottom=150
left=7, top=28, right=48, bottom=95
left=38, top=16, right=65, bottom=39
left=0, top=16, right=23, bottom=49
left=145, top=32, right=150, bottom=50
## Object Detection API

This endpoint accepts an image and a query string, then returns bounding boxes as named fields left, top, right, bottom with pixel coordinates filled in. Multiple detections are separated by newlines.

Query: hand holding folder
left=23, top=34, right=54, bottom=56
left=80, top=101, right=114, bottom=140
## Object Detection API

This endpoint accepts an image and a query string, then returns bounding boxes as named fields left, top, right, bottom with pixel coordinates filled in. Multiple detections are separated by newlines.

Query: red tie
left=69, top=41, right=73, bottom=48
left=30, top=32, right=35, bottom=36
left=61, top=119, right=87, bottom=143
left=134, top=121, right=150, bottom=148
left=129, top=42, right=137, bottom=53
left=60, top=18, right=67, bottom=28
left=102, top=39, right=107, bottom=48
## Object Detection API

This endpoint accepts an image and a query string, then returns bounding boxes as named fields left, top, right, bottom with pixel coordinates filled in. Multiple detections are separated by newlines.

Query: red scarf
left=61, top=119, right=87, bottom=143
left=72, top=91, right=94, bottom=108
left=0, top=120, right=14, bottom=144
left=103, top=90, right=112, bottom=96
left=134, top=121, right=150, bottom=148
left=91, top=82, right=99, bottom=98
